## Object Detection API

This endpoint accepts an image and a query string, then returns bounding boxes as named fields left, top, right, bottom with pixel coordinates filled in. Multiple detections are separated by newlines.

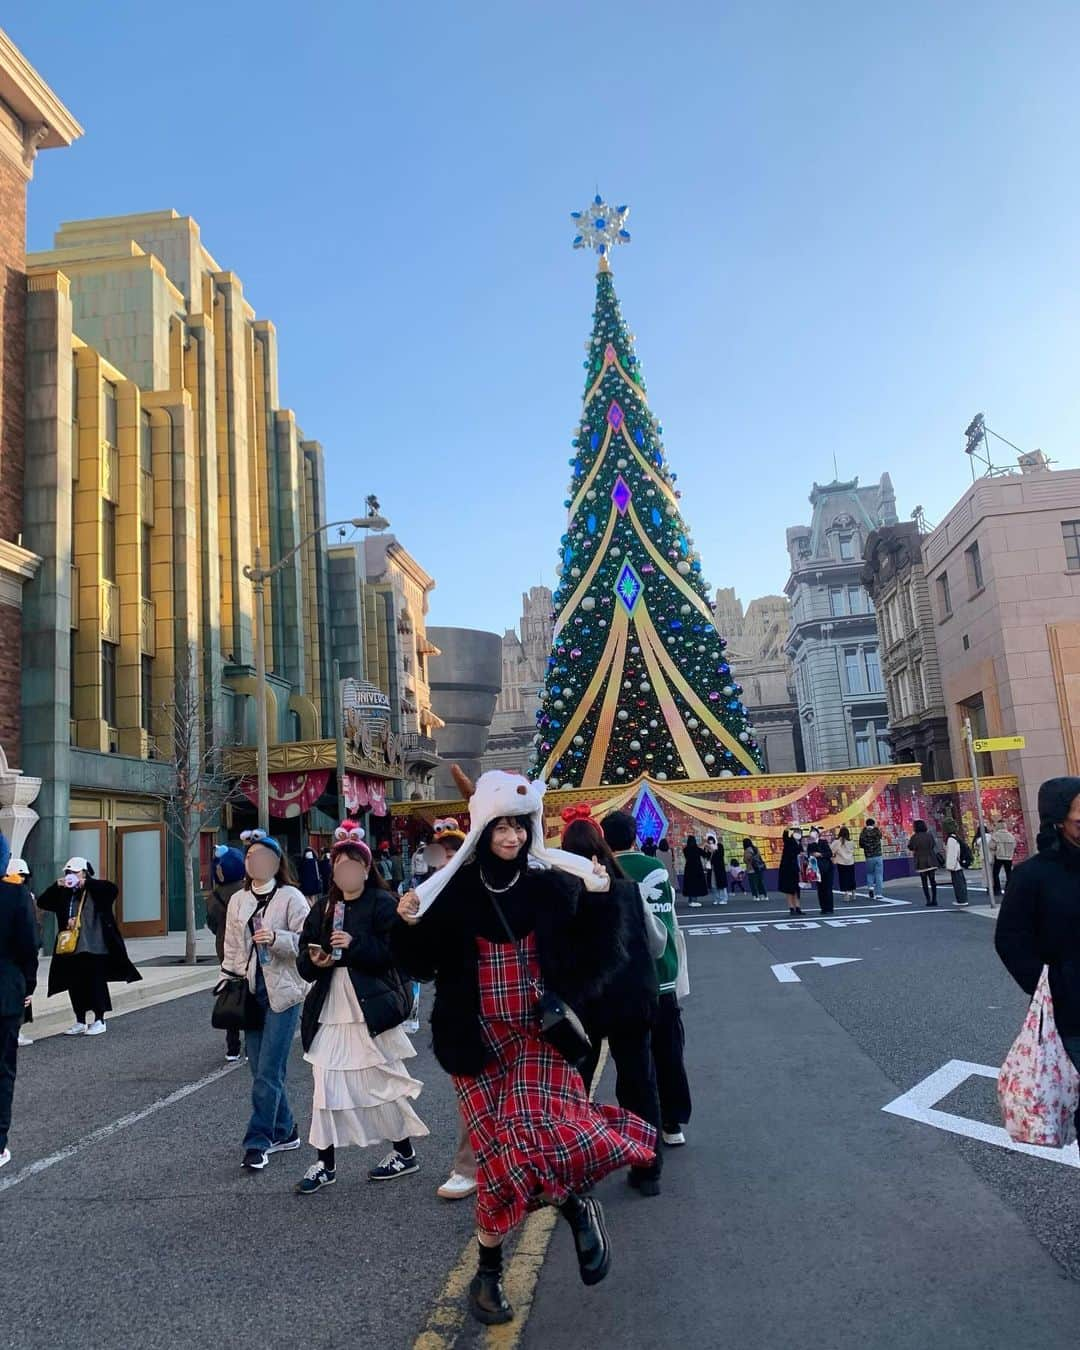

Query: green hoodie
left=616, top=849, right=680, bottom=993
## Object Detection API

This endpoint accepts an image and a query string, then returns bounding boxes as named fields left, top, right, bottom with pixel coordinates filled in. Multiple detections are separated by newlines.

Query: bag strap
left=68, top=892, right=87, bottom=932
left=485, top=887, right=544, bottom=1001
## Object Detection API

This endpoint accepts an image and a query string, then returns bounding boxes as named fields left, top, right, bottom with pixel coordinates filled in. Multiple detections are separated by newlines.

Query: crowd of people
left=2, top=758, right=1066, bottom=1332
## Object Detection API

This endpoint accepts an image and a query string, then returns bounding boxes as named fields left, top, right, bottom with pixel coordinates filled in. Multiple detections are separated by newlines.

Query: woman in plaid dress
left=394, top=772, right=655, bottom=1328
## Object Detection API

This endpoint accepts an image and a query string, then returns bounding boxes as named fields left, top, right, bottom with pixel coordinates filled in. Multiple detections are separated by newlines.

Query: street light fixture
left=242, top=510, right=390, bottom=831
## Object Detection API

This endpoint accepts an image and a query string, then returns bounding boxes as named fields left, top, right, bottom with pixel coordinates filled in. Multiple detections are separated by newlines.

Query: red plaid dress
left=452, top=933, right=656, bottom=1237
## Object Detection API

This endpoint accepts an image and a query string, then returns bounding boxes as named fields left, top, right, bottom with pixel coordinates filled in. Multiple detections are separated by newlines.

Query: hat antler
left=451, top=764, right=476, bottom=800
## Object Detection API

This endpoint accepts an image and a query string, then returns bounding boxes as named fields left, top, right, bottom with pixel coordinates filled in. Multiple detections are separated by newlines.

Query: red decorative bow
left=560, top=802, right=595, bottom=825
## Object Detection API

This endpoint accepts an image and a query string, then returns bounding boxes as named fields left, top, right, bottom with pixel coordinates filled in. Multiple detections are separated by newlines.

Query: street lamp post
left=243, top=510, right=389, bottom=833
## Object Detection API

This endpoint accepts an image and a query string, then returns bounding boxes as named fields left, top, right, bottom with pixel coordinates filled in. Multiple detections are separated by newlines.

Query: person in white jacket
left=945, top=832, right=971, bottom=908
left=223, top=830, right=311, bottom=1171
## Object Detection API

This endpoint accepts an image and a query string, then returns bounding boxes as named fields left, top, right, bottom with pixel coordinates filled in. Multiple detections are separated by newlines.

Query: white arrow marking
left=770, top=955, right=863, bottom=983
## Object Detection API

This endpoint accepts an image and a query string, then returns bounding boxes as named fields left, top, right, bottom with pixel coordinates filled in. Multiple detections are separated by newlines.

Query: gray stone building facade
left=862, top=522, right=953, bottom=781
left=482, top=586, right=554, bottom=775
left=428, top=626, right=502, bottom=794
left=784, top=476, right=898, bottom=771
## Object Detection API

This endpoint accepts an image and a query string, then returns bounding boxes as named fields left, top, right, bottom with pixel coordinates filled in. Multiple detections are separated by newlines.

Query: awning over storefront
left=238, top=770, right=331, bottom=819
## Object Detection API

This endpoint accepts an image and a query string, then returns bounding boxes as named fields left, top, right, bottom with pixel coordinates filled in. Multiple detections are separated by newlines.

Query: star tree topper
left=571, top=195, right=631, bottom=259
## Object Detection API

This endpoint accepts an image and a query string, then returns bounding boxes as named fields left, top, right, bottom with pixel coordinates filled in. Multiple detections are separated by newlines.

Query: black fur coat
left=391, top=860, right=626, bottom=1076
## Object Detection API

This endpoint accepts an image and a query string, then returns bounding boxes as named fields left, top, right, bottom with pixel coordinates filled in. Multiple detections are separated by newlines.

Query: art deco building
left=24, top=211, right=398, bottom=931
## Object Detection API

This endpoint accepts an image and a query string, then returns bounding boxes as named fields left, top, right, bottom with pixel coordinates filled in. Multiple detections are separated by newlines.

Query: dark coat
left=995, top=839, right=1080, bottom=1035
left=205, top=879, right=245, bottom=964
left=682, top=841, right=709, bottom=899
left=0, top=879, right=37, bottom=1018
left=908, top=830, right=939, bottom=872
left=578, top=876, right=659, bottom=1033
left=298, top=853, right=322, bottom=898
left=777, top=835, right=801, bottom=894
left=297, top=882, right=411, bottom=1052
left=710, top=844, right=726, bottom=887
left=391, top=862, right=627, bottom=1077
left=38, top=879, right=142, bottom=994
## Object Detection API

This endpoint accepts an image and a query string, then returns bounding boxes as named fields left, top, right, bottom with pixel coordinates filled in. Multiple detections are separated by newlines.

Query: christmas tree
left=531, top=198, right=764, bottom=790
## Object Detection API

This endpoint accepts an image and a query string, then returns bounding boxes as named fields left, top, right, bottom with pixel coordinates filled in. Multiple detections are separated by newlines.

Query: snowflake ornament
left=571, top=195, right=631, bottom=257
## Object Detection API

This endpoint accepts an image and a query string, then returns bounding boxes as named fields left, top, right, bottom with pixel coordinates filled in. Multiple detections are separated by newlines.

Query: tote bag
left=998, top=966, right=1080, bottom=1148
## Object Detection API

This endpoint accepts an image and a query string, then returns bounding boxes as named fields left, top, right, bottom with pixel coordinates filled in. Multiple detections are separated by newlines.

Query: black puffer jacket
left=391, top=862, right=626, bottom=1077
left=578, top=877, right=658, bottom=1033
left=995, top=838, right=1080, bottom=1035
left=38, top=879, right=141, bottom=993
left=297, top=882, right=411, bottom=1051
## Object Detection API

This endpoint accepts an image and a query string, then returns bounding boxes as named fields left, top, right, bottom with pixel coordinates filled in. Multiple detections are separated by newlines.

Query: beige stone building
left=921, top=456, right=1080, bottom=825
left=713, top=589, right=800, bottom=773
left=483, top=586, right=554, bottom=774
left=362, top=534, right=443, bottom=800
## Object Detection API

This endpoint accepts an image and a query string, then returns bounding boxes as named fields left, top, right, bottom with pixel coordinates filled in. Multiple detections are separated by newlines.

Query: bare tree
left=145, top=670, right=246, bottom=965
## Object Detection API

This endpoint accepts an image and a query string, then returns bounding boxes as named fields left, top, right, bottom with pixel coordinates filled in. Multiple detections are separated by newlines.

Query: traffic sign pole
left=964, top=716, right=996, bottom=907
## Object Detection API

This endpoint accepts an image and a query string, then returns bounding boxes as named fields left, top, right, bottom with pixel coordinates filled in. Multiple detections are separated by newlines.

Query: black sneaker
left=268, top=1128, right=301, bottom=1154
left=295, top=1162, right=336, bottom=1194
left=241, top=1148, right=268, bottom=1171
left=368, top=1149, right=419, bottom=1181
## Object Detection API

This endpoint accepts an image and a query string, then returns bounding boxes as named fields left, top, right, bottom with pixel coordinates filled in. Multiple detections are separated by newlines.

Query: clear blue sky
left=11, top=2, right=1080, bottom=633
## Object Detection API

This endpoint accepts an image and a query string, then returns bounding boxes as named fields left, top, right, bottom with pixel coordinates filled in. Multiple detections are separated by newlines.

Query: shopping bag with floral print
left=998, top=966, right=1079, bottom=1148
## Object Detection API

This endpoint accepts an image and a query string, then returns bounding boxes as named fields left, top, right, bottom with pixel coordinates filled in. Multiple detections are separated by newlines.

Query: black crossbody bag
left=486, top=890, right=592, bottom=1069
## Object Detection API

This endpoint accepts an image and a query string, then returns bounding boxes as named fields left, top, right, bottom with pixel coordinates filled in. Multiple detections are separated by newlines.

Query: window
left=864, top=646, right=883, bottom=693
left=829, top=585, right=847, bottom=617
left=878, top=600, right=892, bottom=648
left=69, top=629, right=77, bottom=728
left=937, top=572, right=952, bottom=618
left=848, top=584, right=866, bottom=614
left=838, top=533, right=855, bottom=560
left=140, top=410, right=153, bottom=475
left=902, top=582, right=915, bottom=633
left=1063, top=520, right=1080, bottom=571
left=965, top=541, right=984, bottom=593
left=102, top=641, right=117, bottom=727
left=102, top=502, right=116, bottom=582
left=896, top=669, right=912, bottom=718
left=854, top=718, right=891, bottom=768
left=141, top=655, right=153, bottom=733
left=103, top=381, right=118, bottom=446
left=844, top=648, right=864, bottom=695
left=913, top=659, right=926, bottom=712
left=141, top=525, right=152, bottom=600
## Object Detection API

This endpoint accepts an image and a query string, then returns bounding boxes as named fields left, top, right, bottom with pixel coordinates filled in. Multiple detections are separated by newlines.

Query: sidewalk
left=26, top=930, right=220, bottom=1041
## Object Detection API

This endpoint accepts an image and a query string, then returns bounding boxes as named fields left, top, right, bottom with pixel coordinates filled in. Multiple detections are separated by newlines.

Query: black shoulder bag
left=486, top=890, right=592, bottom=1069
left=211, top=888, right=276, bottom=1032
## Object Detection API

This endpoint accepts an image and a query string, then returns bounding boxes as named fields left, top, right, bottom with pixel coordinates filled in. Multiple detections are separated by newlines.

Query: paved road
left=4, top=879, right=1080, bottom=1349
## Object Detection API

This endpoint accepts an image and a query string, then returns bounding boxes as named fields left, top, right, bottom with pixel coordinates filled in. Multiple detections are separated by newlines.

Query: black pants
left=581, top=1018, right=663, bottom=1179
left=0, top=1011, right=20, bottom=1152
left=993, top=858, right=1013, bottom=896
left=651, top=992, right=692, bottom=1132
left=817, top=867, right=834, bottom=915
left=66, top=954, right=111, bottom=1022
left=919, top=870, right=938, bottom=903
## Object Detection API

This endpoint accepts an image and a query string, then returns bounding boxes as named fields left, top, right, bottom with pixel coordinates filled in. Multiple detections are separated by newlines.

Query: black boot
left=559, top=1193, right=611, bottom=1286
left=468, top=1242, right=513, bottom=1326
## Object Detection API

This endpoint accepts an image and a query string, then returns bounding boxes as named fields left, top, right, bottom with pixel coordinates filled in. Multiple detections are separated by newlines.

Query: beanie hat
left=1036, top=776, right=1080, bottom=851
left=412, top=767, right=610, bottom=918
left=240, top=829, right=283, bottom=860
left=213, top=845, right=245, bottom=885
left=331, top=820, right=372, bottom=866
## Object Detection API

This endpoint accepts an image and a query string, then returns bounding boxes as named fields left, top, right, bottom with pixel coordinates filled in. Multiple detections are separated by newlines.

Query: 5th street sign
left=973, top=734, right=1025, bottom=752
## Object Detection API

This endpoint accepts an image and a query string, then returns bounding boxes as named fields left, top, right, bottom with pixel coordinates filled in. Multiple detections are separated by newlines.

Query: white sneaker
left=17, top=1033, right=32, bottom=1047
left=437, top=1170, right=478, bottom=1200
left=662, top=1129, right=687, bottom=1146
left=63, top=1022, right=87, bottom=1036
left=403, top=1019, right=420, bottom=1034
left=688, top=901, right=702, bottom=908
left=86, top=1020, right=107, bottom=1036
left=0, top=1147, right=10, bottom=1170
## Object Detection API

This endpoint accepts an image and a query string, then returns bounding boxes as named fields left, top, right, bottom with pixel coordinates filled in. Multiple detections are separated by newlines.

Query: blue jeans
left=864, top=856, right=884, bottom=895
left=243, top=974, right=301, bottom=1152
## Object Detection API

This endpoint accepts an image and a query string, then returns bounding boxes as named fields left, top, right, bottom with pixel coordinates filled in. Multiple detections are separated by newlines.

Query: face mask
left=63, top=872, right=81, bottom=889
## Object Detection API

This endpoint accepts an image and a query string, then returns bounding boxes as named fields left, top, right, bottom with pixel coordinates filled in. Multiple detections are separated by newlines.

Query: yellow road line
left=412, top=1043, right=611, bottom=1349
